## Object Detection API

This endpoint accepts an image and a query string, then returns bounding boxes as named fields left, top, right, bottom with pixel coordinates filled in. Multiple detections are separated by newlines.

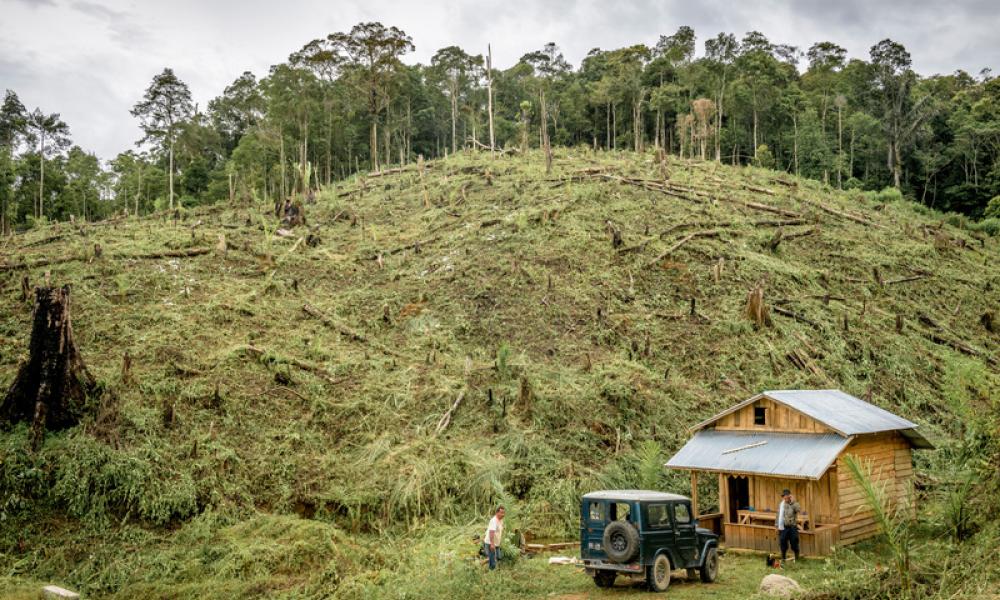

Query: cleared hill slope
left=1, top=149, right=997, bottom=598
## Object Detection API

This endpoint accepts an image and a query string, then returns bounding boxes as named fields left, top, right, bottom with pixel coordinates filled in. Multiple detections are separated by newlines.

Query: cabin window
left=588, top=502, right=604, bottom=522
left=754, top=406, right=767, bottom=425
left=647, top=504, right=671, bottom=529
left=673, top=502, right=692, bottom=524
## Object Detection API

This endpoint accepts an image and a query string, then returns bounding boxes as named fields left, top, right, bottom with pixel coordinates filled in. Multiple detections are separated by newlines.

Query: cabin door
left=727, top=476, right=749, bottom=523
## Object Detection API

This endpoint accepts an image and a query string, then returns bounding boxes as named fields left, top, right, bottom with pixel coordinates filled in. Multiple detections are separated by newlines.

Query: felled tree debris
left=982, top=311, right=995, bottom=333
left=745, top=280, right=772, bottom=328
left=280, top=198, right=307, bottom=227
left=0, top=285, right=99, bottom=448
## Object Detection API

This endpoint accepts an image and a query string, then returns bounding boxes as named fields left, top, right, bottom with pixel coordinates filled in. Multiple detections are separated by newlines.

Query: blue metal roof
left=665, top=430, right=851, bottom=479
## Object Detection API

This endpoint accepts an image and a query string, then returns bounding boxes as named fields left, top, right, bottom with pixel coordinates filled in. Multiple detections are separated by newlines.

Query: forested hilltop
left=2, top=22, right=1000, bottom=234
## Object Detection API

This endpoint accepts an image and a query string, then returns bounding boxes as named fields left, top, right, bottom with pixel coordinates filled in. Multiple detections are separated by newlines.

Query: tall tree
left=131, top=68, right=194, bottom=210
left=330, top=22, right=414, bottom=171
left=521, top=43, right=571, bottom=171
left=704, top=33, right=739, bottom=161
left=0, top=90, right=27, bottom=233
left=870, top=39, right=931, bottom=189
left=25, top=109, right=70, bottom=219
left=430, top=46, right=480, bottom=154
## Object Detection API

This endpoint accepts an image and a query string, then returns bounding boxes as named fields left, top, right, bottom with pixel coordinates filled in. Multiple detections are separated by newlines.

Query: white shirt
left=484, top=515, right=503, bottom=546
left=777, top=501, right=786, bottom=531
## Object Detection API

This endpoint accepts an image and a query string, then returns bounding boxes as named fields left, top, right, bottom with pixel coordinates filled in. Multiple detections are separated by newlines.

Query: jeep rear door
left=581, top=499, right=607, bottom=559
left=671, top=501, right=699, bottom=567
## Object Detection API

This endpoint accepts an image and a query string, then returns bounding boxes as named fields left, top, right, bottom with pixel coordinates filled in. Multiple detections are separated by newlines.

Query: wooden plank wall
left=736, top=472, right=838, bottom=525
left=713, top=397, right=833, bottom=434
left=724, top=523, right=837, bottom=556
left=836, top=432, right=913, bottom=545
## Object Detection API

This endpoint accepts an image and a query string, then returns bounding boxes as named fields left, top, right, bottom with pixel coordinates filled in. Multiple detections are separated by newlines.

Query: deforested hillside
left=1, top=150, right=998, bottom=599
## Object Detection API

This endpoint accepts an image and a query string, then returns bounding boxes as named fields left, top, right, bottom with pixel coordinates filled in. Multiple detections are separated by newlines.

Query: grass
left=1, top=147, right=998, bottom=597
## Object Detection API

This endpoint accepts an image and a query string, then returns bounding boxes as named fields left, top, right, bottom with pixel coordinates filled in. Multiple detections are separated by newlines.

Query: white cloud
left=1, top=0, right=996, bottom=160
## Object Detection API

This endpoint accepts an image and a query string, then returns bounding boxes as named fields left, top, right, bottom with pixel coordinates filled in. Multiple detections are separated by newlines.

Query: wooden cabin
left=665, top=390, right=932, bottom=556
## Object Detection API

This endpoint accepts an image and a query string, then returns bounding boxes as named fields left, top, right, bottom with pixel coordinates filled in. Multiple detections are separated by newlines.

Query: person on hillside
left=776, top=489, right=801, bottom=562
left=483, top=505, right=505, bottom=570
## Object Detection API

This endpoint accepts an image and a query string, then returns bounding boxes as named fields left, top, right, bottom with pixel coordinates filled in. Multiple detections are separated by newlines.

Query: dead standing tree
left=0, top=285, right=98, bottom=449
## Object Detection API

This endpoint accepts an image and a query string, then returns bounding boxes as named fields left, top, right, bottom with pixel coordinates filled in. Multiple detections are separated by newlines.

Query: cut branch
left=302, top=303, right=403, bottom=358
left=435, top=390, right=465, bottom=435
left=646, top=230, right=721, bottom=267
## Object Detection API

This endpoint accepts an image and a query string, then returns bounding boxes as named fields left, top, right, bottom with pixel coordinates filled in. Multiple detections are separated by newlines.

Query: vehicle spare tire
left=602, top=520, right=640, bottom=563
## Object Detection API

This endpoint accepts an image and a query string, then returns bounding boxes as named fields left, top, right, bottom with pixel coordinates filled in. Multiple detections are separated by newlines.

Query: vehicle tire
left=602, top=521, right=640, bottom=563
left=646, top=554, right=672, bottom=592
left=593, top=570, right=616, bottom=588
left=699, top=547, right=719, bottom=583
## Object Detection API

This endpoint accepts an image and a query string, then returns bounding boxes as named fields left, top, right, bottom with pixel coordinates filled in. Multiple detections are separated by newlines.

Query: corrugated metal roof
left=690, top=389, right=932, bottom=448
left=761, top=389, right=918, bottom=435
left=665, top=430, right=851, bottom=479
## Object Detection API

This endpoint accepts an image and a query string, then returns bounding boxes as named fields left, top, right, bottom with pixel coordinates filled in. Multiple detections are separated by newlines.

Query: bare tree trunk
left=279, top=135, right=286, bottom=201
left=168, top=139, right=174, bottom=210
left=487, top=44, right=496, bottom=157
left=606, top=103, right=611, bottom=150
left=451, top=85, right=458, bottom=155
left=370, top=116, right=379, bottom=172
left=792, top=113, right=799, bottom=176
left=612, top=103, right=617, bottom=150
left=38, top=130, right=46, bottom=218
left=837, top=106, right=843, bottom=188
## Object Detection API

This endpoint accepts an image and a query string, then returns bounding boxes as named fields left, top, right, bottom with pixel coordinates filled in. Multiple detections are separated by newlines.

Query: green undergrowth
left=1, top=148, right=998, bottom=597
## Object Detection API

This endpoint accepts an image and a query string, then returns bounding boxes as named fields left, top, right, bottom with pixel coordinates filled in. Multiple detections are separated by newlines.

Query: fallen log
left=646, top=230, right=721, bottom=267
left=367, top=236, right=441, bottom=260
left=804, top=200, right=886, bottom=229
left=240, top=345, right=345, bottom=386
left=773, top=305, right=821, bottom=329
left=0, top=247, right=212, bottom=271
left=435, top=391, right=465, bottom=434
left=302, top=303, right=404, bottom=358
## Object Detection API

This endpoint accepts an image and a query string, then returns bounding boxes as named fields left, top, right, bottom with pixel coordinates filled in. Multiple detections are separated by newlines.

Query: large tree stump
left=0, top=285, right=97, bottom=447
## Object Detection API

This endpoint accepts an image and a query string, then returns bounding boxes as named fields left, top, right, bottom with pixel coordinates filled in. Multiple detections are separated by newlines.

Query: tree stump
left=0, top=285, right=97, bottom=448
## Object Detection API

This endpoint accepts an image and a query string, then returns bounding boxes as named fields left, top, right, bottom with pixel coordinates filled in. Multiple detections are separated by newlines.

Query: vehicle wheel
left=646, top=554, right=672, bottom=592
left=602, top=520, right=640, bottom=563
left=686, top=568, right=698, bottom=580
left=699, top=547, right=719, bottom=583
left=593, top=570, right=616, bottom=588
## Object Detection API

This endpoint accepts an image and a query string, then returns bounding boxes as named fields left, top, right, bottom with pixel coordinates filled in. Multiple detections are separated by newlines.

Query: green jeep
left=580, top=490, right=720, bottom=592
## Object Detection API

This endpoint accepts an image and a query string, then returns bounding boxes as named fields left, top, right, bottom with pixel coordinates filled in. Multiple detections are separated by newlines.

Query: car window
left=588, top=501, right=604, bottom=521
left=673, top=502, right=692, bottom=524
left=609, top=502, right=632, bottom=522
left=647, top=503, right=671, bottom=529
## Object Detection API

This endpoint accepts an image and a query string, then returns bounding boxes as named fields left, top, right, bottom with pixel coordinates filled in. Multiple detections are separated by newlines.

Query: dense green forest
left=2, top=22, right=1000, bottom=232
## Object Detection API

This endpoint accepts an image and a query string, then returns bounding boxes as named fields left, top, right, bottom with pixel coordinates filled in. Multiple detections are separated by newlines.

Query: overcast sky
left=2, top=0, right=997, bottom=160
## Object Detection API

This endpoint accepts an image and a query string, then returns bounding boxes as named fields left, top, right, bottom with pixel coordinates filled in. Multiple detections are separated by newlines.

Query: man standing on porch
left=776, top=489, right=801, bottom=561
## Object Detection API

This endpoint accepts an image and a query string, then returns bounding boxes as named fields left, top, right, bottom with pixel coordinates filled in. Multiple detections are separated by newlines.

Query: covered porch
left=669, top=430, right=847, bottom=557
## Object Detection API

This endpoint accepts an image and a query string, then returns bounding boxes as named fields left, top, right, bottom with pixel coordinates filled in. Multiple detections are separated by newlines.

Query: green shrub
left=970, top=217, right=1000, bottom=236
left=985, top=195, right=1000, bottom=219
left=753, top=144, right=775, bottom=169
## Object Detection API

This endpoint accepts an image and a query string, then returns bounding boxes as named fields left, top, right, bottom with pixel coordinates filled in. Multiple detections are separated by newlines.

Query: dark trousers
left=779, top=526, right=799, bottom=559
left=482, top=543, right=501, bottom=569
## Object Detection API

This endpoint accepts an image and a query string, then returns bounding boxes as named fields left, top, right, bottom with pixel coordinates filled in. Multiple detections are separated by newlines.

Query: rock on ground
left=760, top=573, right=802, bottom=597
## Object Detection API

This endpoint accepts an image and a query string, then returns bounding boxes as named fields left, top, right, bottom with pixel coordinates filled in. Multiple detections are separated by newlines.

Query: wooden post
left=690, top=471, right=699, bottom=517
left=719, top=473, right=729, bottom=523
